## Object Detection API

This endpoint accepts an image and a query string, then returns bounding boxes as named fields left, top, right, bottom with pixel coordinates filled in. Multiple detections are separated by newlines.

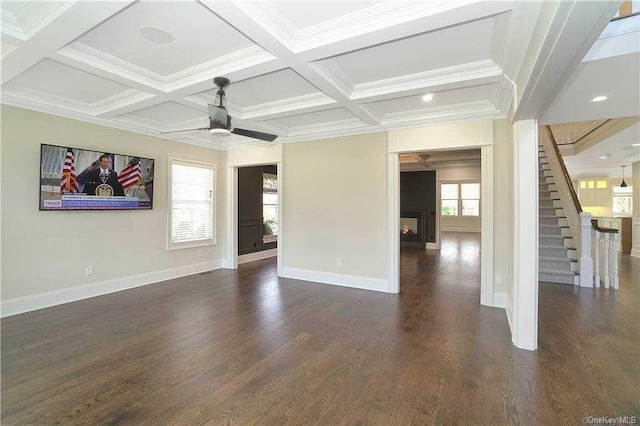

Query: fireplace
left=400, top=210, right=425, bottom=247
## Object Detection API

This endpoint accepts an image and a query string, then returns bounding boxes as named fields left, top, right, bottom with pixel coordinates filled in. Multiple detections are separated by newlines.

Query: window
left=441, top=184, right=458, bottom=216
left=441, top=182, right=480, bottom=217
left=461, top=183, right=480, bottom=216
left=169, top=159, right=215, bottom=249
left=612, top=186, right=633, bottom=215
left=263, top=173, right=278, bottom=238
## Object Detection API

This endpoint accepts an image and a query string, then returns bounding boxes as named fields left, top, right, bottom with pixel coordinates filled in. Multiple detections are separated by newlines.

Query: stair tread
left=539, top=256, right=574, bottom=263
left=540, top=245, right=577, bottom=250
left=539, top=224, right=569, bottom=228
left=540, top=235, right=573, bottom=239
left=539, top=215, right=566, bottom=218
left=539, top=269, right=578, bottom=276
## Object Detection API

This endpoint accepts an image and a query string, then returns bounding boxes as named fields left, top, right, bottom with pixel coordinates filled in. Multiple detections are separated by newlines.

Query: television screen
left=39, top=144, right=154, bottom=211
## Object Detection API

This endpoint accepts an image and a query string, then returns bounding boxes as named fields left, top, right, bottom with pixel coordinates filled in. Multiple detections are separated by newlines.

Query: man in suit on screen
left=83, top=154, right=125, bottom=196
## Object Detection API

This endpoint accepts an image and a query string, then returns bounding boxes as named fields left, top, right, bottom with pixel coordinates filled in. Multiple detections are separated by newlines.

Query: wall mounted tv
left=39, top=144, right=155, bottom=211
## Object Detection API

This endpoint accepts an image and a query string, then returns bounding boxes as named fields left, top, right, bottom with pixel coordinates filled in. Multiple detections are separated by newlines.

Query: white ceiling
left=542, top=15, right=640, bottom=125
left=564, top=122, right=640, bottom=179
left=0, top=1, right=543, bottom=150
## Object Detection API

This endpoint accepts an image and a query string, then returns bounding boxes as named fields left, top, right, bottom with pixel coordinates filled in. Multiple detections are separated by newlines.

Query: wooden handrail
left=544, top=125, right=582, bottom=213
left=591, top=219, right=619, bottom=234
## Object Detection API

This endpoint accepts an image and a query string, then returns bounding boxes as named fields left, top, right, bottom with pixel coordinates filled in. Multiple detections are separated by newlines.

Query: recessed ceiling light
left=590, top=95, right=608, bottom=102
left=633, top=143, right=640, bottom=147
left=598, top=156, right=608, bottom=159
left=140, top=27, right=173, bottom=45
left=422, top=93, right=434, bottom=102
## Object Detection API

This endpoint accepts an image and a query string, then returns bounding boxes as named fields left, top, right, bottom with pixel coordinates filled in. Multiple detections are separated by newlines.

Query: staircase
left=538, top=144, right=580, bottom=285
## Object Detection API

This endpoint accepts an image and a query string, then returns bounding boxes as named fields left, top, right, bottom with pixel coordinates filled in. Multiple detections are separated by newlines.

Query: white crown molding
left=1, top=86, right=156, bottom=117
left=238, top=0, right=480, bottom=53
left=58, top=42, right=277, bottom=93
left=308, top=60, right=354, bottom=98
left=1, top=91, right=222, bottom=151
left=0, top=1, right=77, bottom=41
left=1, top=9, right=24, bottom=40
left=241, top=92, right=337, bottom=120
left=351, top=59, right=503, bottom=101
left=285, top=118, right=369, bottom=138
left=381, top=100, right=500, bottom=128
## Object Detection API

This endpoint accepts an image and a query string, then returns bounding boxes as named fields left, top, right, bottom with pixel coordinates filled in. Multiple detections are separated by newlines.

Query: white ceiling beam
left=200, top=0, right=382, bottom=126
left=515, top=0, right=621, bottom=120
left=1, top=1, right=135, bottom=85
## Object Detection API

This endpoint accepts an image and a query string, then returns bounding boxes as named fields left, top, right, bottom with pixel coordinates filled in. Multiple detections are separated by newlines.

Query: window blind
left=170, top=161, right=214, bottom=246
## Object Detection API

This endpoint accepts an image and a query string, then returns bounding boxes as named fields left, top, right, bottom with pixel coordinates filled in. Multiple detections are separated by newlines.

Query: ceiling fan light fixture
left=422, top=93, right=434, bottom=102
left=210, top=128, right=231, bottom=137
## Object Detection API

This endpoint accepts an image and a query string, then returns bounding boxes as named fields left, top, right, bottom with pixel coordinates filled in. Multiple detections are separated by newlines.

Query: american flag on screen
left=60, top=148, right=79, bottom=193
left=118, top=158, right=141, bottom=189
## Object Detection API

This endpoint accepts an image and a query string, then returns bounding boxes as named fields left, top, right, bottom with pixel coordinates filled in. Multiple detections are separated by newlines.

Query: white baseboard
left=1, top=259, right=224, bottom=318
left=493, top=292, right=506, bottom=308
left=425, top=242, right=438, bottom=249
left=631, top=246, right=640, bottom=259
left=238, top=248, right=277, bottom=264
left=441, top=228, right=481, bottom=233
left=506, top=303, right=514, bottom=344
left=282, top=267, right=391, bottom=293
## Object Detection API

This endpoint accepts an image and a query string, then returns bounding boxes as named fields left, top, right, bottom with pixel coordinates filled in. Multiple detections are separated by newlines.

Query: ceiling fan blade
left=160, top=127, right=210, bottom=135
left=232, top=128, right=278, bottom=142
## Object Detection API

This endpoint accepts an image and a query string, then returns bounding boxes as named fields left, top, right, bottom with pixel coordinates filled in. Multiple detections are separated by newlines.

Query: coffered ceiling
left=0, top=0, right=541, bottom=150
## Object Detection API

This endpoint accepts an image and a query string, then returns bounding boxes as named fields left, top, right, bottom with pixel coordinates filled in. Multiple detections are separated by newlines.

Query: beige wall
left=1, top=105, right=226, bottom=301
left=492, top=118, right=512, bottom=295
left=283, top=132, right=388, bottom=280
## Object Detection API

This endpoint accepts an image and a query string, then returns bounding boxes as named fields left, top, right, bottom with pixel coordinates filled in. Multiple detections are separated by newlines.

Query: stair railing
left=591, top=220, right=620, bottom=289
left=540, top=126, right=594, bottom=287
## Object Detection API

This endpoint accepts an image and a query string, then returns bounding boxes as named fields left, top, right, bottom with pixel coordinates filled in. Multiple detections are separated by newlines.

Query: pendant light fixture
left=620, top=165, right=627, bottom=188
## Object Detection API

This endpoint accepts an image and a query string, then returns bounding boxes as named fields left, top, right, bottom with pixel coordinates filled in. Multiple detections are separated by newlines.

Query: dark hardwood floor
left=2, top=232, right=638, bottom=425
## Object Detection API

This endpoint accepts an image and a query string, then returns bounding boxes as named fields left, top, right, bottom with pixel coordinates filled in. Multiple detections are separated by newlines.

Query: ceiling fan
left=161, top=77, right=278, bottom=142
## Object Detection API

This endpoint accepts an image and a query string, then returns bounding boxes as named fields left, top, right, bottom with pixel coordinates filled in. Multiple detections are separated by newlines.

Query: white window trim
left=167, top=157, right=217, bottom=251
left=440, top=180, right=481, bottom=218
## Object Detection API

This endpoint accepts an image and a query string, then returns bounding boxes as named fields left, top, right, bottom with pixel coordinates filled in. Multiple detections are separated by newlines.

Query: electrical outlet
left=197, top=249, right=202, bottom=258
left=86, top=265, right=94, bottom=276
left=336, top=258, right=342, bottom=267
left=495, top=274, right=503, bottom=285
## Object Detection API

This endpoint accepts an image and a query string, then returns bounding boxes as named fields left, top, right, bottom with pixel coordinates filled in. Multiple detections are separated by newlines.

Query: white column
left=579, top=212, right=593, bottom=287
left=603, top=233, right=610, bottom=289
left=593, top=229, right=600, bottom=286
left=388, top=153, right=400, bottom=293
left=511, top=119, right=538, bottom=351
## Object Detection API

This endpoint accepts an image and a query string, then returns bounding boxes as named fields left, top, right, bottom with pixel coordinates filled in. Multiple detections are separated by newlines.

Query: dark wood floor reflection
left=2, top=233, right=638, bottom=424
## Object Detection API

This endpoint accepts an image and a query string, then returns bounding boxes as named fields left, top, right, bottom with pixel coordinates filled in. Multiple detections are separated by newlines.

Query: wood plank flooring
left=2, top=232, right=638, bottom=425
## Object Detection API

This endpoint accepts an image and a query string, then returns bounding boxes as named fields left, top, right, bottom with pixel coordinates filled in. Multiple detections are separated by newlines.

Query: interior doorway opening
left=398, top=148, right=484, bottom=297
left=237, top=164, right=279, bottom=265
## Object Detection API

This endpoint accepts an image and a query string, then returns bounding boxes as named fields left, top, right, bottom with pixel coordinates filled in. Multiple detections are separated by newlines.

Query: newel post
left=579, top=212, right=594, bottom=287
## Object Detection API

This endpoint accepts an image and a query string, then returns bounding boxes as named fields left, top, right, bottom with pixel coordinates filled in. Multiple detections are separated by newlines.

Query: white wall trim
left=426, top=242, right=438, bottom=249
left=238, top=248, right=277, bottom=264
left=282, top=267, right=390, bottom=293
left=388, top=152, right=400, bottom=293
left=493, top=292, right=507, bottom=308
left=387, top=120, right=495, bottom=305
left=1, top=260, right=225, bottom=318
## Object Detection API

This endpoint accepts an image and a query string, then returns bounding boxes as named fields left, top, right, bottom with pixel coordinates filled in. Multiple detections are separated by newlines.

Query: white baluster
left=603, top=233, right=610, bottom=289
left=594, top=230, right=601, bottom=286
left=611, top=233, right=619, bottom=289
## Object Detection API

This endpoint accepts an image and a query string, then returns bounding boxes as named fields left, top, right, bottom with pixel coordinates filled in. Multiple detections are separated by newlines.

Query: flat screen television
left=39, top=144, right=154, bottom=211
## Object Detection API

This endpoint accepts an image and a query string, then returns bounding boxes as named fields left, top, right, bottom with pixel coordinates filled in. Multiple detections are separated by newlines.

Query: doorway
left=237, top=164, right=278, bottom=264
left=387, top=135, right=494, bottom=307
